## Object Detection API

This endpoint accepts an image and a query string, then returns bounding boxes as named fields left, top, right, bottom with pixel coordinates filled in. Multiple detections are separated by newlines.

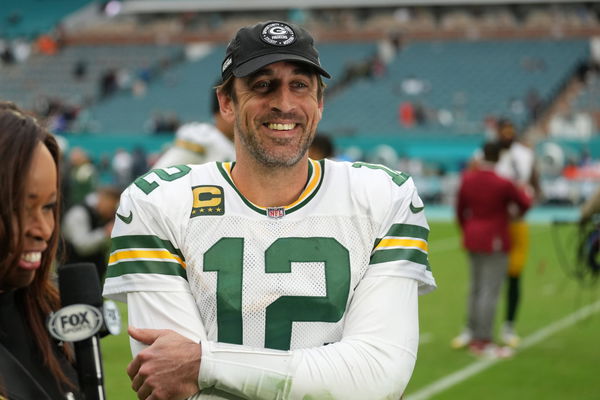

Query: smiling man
left=103, top=20, right=436, bottom=400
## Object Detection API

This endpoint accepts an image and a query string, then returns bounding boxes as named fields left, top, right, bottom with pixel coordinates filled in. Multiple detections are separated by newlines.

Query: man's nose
left=270, top=86, right=296, bottom=114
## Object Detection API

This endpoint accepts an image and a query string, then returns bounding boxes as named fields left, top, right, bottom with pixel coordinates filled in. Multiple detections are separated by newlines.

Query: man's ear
left=317, top=97, right=324, bottom=121
left=217, top=88, right=235, bottom=124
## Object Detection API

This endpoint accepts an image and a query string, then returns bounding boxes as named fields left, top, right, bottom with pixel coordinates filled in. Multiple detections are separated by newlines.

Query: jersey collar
left=216, top=159, right=325, bottom=216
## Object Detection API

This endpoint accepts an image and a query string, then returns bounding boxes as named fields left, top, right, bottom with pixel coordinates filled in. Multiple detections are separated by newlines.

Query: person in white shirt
left=153, top=85, right=235, bottom=169
left=493, top=120, right=539, bottom=348
left=103, top=20, right=436, bottom=400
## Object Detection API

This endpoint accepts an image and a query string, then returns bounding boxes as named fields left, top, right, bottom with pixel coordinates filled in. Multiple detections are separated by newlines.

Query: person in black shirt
left=0, top=101, right=79, bottom=399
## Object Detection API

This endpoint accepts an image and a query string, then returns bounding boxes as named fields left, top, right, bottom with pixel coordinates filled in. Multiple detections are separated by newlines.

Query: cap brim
left=233, top=53, right=331, bottom=79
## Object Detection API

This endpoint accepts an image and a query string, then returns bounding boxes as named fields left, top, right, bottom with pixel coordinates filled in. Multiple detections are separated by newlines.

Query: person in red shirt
left=455, top=142, right=532, bottom=357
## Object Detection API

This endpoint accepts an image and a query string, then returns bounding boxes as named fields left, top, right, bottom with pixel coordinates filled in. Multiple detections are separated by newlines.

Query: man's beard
left=236, top=120, right=313, bottom=168
left=498, top=138, right=513, bottom=149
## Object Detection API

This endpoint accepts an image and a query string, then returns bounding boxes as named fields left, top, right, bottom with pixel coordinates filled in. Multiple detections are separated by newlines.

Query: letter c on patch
left=193, top=186, right=222, bottom=208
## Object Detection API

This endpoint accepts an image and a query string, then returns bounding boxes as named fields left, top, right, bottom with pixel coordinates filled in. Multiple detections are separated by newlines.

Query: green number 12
left=204, top=237, right=351, bottom=350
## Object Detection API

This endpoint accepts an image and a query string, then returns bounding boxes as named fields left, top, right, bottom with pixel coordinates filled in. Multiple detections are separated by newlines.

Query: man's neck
left=230, top=156, right=310, bottom=208
left=479, top=160, right=497, bottom=170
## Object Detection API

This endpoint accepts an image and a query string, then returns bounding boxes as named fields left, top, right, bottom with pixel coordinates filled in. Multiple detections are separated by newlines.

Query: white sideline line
left=405, top=300, right=600, bottom=400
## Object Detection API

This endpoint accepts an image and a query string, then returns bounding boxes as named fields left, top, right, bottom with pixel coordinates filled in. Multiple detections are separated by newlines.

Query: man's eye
left=293, top=81, right=308, bottom=88
left=253, top=81, right=271, bottom=90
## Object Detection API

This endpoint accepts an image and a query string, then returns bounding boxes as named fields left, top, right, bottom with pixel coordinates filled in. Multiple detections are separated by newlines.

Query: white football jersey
left=153, top=122, right=235, bottom=169
left=496, top=142, right=535, bottom=184
left=103, top=159, right=435, bottom=351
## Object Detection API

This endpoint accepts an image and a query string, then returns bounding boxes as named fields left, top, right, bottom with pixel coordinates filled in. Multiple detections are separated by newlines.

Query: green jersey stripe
left=373, top=224, right=429, bottom=250
left=381, top=224, right=429, bottom=241
left=105, top=260, right=187, bottom=279
left=111, top=235, right=184, bottom=260
left=370, top=248, right=430, bottom=270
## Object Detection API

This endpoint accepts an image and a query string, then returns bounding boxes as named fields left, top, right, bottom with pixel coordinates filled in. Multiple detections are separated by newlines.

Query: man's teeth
left=21, top=252, right=42, bottom=263
left=268, top=123, right=295, bottom=131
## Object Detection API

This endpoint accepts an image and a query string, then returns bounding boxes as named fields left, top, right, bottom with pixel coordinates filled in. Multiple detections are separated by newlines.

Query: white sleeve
left=127, top=291, right=208, bottom=356
left=153, top=146, right=206, bottom=169
left=102, top=170, right=191, bottom=303
left=62, top=206, right=108, bottom=255
left=367, top=176, right=436, bottom=294
left=514, top=145, right=534, bottom=183
left=128, top=276, right=419, bottom=400
left=153, top=123, right=234, bottom=168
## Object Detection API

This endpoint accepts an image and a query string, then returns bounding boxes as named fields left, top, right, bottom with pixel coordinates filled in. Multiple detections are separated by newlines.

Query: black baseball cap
left=221, top=21, right=331, bottom=81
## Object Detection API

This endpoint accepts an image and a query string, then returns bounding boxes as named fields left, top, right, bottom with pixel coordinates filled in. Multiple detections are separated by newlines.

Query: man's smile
left=266, top=122, right=296, bottom=131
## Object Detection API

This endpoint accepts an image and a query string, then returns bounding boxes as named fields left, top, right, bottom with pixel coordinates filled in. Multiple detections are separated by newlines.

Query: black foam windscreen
left=58, top=263, right=103, bottom=308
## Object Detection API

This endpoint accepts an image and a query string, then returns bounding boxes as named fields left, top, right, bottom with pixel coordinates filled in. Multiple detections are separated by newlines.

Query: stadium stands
left=0, top=0, right=92, bottom=38
left=572, top=68, right=600, bottom=128
left=0, top=43, right=184, bottom=123
left=85, top=41, right=377, bottom=133
left=84, top=44, right=224, bottom=133
left=320, top=38, right=590, bottom=136
left=1, top=4, right=598, bottom=206
left=75, top=38, right=589, bottom=138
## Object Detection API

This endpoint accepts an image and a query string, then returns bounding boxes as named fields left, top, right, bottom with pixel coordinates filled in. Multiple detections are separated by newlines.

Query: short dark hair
left=482, top=142, right=501, bottom=163
left=497, top=118, right=517, bottom=138
left=310, top=134, right=334, bottom=159
left=210, top=79, right=221, bottom=116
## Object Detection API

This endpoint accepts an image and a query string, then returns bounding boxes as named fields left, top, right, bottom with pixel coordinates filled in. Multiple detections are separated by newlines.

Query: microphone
left=50, top=263, right=108, bottom=400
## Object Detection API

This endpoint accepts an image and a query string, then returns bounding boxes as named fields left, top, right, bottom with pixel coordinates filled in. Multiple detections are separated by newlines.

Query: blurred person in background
left=61, top=186, right=121, bottom=280
left=103, top=20, right=436, bottom=399
left=454, top=142, right=532, bottom=358
left=63, top=146, right=97, bottom=211
left=112, top=148, right=134, bottom=189
left=130, top=145, right=149, bottom=179
left=494, top=120, right=539, bottom=347
left=308, top=133, right=334, bottom=160
left=0, top=101, right=80, bottom=399
left=153, top=82, right=235, bottom=169
left=458, top=119, right=539, bottom=349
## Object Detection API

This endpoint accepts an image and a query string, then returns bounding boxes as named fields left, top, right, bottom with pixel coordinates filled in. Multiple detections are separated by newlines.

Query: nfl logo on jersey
left=267, top=207, right=285, bottom=219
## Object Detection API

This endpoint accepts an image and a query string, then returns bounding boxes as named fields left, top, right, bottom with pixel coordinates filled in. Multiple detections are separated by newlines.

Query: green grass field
left=99, top=221, right=600, bottom=399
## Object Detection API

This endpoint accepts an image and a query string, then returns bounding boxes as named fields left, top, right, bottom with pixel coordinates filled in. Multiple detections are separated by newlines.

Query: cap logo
left=261, top=22, right=296, bottom=46
left=222, top=56, right=232, bottom=73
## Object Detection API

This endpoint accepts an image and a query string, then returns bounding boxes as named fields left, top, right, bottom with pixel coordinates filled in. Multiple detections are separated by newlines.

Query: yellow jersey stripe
left=175, top=139, right=206, bottom=155
left=375, top=238, right=428, bottom=253
left=109, top=249, right=186, bottom=268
